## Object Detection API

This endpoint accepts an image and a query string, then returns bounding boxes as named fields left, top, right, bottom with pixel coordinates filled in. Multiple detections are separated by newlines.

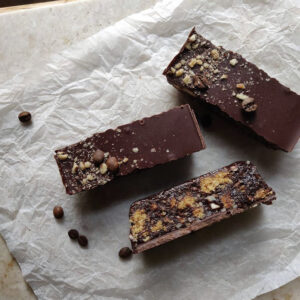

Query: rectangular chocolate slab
left=54, top=104, right=205, bottom=195
left=129, top=161, right=275, bottom=254
left=163, top=28, right=300, bottom=152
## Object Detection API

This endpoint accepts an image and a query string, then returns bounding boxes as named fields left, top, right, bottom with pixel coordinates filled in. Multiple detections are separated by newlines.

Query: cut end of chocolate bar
left=163, top=27, right=300, bottom=152
left=54, top=104, right=205, bottom=195
left=129, top=161, right=275, bottom=254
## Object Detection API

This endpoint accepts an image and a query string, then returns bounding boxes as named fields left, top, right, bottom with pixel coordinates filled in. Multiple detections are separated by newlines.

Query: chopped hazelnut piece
left=236, top=93, right=249, bottom=101
left=193, top=75, right=209, bottom=90
left=241, top=97, right=258, bottom=112
left=71, top=162, right=78, bottom=174
left=236, top=83, right=245, bottom=89
left=211, top=49, right=219, bottom=60
left=170, top=67, right=176, bottom=73
left=100, top=163, right=108, bottom=174
left=188, top=34, right=197, bottom=42
left=206, top=195, right=216, bottom=202
left=84, top=161, right=91, bottom=168
left=185, top=43, right=191, bottom=50
left=192, top=43, right=199, bottom=49
left=220, top=74, right=228, bottom=80
left=210, top=203, right=220, bottom=210
left=230, top=58, right=238, bottom=66
left=79, top=161, right=85, bottom=170
left=132, top=147, right=139, bottom=153
left=87, top=174, right=94, bottom=181
left=183, top=74, right=192, bottom=85
left=175, top=69, right=184, bottom=77
left=175, top=63, right=182, bottom=69
left=188, top=58, right=197, bottom=68
left=57, top=153, right=68, bottom=160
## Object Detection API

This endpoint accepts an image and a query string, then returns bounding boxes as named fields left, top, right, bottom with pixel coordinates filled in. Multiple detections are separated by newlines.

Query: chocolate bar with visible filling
left=54, top=104, right=206, bottom=195
left=129, top=161, right=275, bottom=254
left=163, top=28, right=300, bottom=152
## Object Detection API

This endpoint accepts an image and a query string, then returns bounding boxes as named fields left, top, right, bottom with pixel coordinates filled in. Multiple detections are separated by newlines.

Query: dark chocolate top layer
left=163, top=28, right=300, bottom=152
left=129, top=161, right=275, bottom=253
left=54, top=104, right=206, bottom=195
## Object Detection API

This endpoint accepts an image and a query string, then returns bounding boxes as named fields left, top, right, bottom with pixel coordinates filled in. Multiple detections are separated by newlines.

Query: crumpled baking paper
left=0, top=0, right=300, bottom=299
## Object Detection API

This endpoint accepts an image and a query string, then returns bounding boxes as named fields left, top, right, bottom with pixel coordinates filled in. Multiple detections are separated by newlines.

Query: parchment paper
left=0, top=0, right=300, bottom=299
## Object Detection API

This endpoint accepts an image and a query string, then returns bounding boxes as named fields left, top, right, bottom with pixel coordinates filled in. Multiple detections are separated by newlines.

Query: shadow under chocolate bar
left=129, top=161, right=275, bottom=254
left=163, top=27, right=300, bottom=152
left=54, top=104, right=206, bottom=195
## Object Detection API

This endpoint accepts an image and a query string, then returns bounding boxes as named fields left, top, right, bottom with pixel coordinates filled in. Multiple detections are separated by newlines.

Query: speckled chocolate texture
left=129, top=161, right=275, bottom=254
left=163, top=28, right=300, bottom=152
left=54, top=105, right=206, bottom=195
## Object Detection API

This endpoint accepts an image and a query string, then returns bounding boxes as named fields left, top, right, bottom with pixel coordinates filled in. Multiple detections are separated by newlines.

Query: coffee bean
left=18, top=111, right=31, bottom=123
left=106, top=156, right=119, bottom=172
left=119, top=247, right=132, bottom=258
left=53, top=206, right=64, bottom=219
left=78, top=235, right=88, bottom=247
left=93, top=150, right=104, bottom=164
left=68, top=229, right=79, bottom=240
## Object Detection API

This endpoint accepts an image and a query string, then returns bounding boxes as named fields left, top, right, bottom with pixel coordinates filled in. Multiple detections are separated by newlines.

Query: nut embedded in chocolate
left=93, top=150, right=105, bottom=164
left=241, top=97, right=258, bottom=112
left=53, top=206, right=64, bottom=219
left=18, top=111, right=31, bottom=123
left=78, top=235, right=88, bottom=247
left=163, top=28, right=300, bottom=152
left=193, top=75, right=209, bottom=90
left=54, top=105, right=206, bottom=195
left=129, top=161, right=276, bottom=254
left=106, top=156, right=119, bottom=172
left=119, top=247, right=132, bottom=258
left=68, top=229, right=79, bottom=240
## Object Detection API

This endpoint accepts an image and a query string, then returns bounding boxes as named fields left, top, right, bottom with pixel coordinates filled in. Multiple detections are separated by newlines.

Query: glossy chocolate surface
left=54, top=105, right=206, bottom=195
left=163, top=28, right=300, bottom=152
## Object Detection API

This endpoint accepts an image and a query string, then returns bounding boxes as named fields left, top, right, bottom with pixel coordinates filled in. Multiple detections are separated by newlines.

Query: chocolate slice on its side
left=163, top=27, right=300, bottom=152
left=54, top=104, right=206, bottom=195
left=129, top=161, right=275, bottom=254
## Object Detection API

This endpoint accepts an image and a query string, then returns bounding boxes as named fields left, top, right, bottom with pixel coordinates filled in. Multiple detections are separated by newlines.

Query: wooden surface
left=0, top=0, right=77, bottom=12
left=0, top=0, right=55, bottom=8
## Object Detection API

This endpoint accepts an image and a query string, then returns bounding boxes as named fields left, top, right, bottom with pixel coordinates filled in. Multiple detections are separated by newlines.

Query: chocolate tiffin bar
left=54, top=105, right=206, bottom=195
left=163, top=27, right=300, bottom=152
left=129, top=161, right=275, bottom=254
